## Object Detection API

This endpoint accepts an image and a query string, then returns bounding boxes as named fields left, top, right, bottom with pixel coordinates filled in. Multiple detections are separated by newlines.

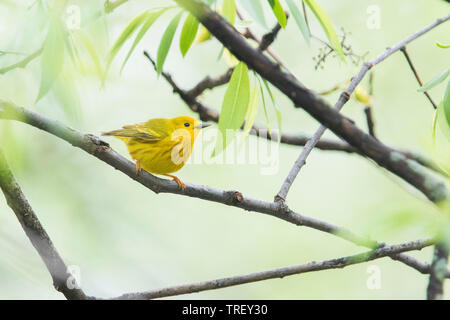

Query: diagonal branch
left=1, top=100, right=446, bottom=278
left=400, top=47, right=438, bottom=109
left=274, top=14, right=450, bottom=202
left=0, top=148, right=89, bottom=300
left=113, top=238, right=436, bottom=299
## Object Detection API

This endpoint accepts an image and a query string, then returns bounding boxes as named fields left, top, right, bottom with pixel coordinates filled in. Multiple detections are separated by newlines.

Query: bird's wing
left=102, top=124, right=162, bottom=142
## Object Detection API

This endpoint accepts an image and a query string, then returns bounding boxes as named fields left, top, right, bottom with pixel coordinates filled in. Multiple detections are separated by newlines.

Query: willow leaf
left=267, top=0, right=287, bottom=28
left=180, top=13, right=200, bottom=57
left=156, top=12, right=183, bottom=75
left=214, top=62, right=250, bottom=155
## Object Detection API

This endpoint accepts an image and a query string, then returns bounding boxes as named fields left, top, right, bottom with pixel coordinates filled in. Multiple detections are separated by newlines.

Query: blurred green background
left=0, top=0, right=449, bottom=299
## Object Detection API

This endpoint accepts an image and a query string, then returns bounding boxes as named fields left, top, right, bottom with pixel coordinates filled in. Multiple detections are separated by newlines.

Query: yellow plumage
left=102, top=116, right=209, bottom=190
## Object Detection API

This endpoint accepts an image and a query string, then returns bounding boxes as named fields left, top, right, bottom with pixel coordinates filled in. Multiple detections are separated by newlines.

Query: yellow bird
left=102, top=116, right=210, bottom=190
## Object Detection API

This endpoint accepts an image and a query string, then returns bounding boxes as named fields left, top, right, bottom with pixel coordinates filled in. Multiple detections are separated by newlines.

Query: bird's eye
left=184, top=123, right=190, bottom=127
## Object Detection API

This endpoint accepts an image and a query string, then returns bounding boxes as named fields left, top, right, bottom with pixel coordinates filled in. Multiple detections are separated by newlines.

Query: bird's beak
left=195, top=123, right=211, bottom=129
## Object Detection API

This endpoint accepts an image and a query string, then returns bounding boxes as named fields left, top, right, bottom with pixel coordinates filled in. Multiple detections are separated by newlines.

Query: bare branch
left=0, top=148, right=89, bottom=300
left=400, top=47, right=438, bottom=109
left=114, top=238, right=435, bottom=299
left=187, top=69, right=233, bottom=98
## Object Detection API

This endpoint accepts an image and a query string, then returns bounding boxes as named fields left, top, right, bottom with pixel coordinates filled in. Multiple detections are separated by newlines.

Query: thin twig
left=400, top=47, right=438, bottom=109
left=0, top=100, right=442, bottom=277
left=364, top=72, right=376, bottom=137
left=187, top=69, right=234, bottom=98
left=113, top=238, right=435, bottom=299
left=0, top=148, right=89, bottom=300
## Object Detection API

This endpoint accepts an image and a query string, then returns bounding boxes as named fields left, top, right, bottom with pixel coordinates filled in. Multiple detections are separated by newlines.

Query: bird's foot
left=135, top=160, right=141, bottom=176
left=164, top=174, right=186, bottom=191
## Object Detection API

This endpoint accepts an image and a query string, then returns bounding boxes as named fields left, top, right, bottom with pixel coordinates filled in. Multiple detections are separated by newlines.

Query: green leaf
left=180, top=13, right=200, bottom=57
left=103, top=11, right=149, bottom=83
left=418, top=69, right=450, bottom=92
left=256, top=74, right=272, bottom=135
left=303, top=0, right=345, bottom=61
left=267, top=0, right=287, bottom=29
left=239, top=0, right=267, bottom=28
left=243, top=83, right=259, bottom=138
left=214, top=62, right=250, bottom=155
left=285, top=0, right=310, bottom=45
left=262, top=78, right=282, bottom=140
left=222, top=0, right=236, bottom=25
left=156, top=11, right=183, bottom=75
left=436, top=42, right=450, bottom=49
left=121, top=10, right=166, bottom=72
left=36, top=17, right=65, bottom=102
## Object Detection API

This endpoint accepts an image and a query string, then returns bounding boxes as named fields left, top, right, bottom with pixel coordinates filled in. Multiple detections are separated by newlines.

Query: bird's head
left=171, top=116, right=210, bottom=139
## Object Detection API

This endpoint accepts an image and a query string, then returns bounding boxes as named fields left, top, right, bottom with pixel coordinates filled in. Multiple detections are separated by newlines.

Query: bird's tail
left=102, top=129, right=139, bottom=138
left=101, top=129, right=122, bottom=136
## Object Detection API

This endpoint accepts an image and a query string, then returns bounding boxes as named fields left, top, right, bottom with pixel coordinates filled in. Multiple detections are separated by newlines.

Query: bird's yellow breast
left=121, top=136, right=193, bottom=174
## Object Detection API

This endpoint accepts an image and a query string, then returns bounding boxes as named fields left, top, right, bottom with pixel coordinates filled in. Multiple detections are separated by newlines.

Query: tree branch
left=400, top=47, right=438, bottom=109
left=113, top=238, right=435, bottom=299
left=0, top=100, right=442, bottom=277
left=0, top=148, right=89, bottom=300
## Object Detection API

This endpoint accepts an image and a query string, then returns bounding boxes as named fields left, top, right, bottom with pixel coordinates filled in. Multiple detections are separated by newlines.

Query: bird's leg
left=164, top=174, right=186, bottom=191
left=135, top=160, right=141, bottom=175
